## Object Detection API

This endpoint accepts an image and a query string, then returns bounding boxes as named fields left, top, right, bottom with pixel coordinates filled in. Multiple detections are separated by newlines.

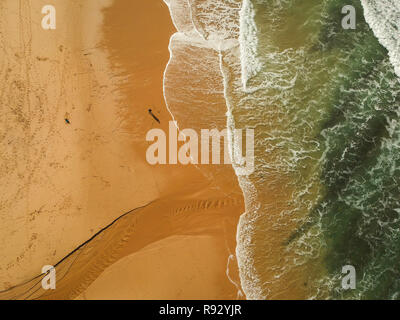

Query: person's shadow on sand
left=148, top=109, right=160, bottom=124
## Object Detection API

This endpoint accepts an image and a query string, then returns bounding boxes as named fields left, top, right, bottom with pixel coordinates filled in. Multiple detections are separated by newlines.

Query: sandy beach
left=0, top=0, right=245, bottom=300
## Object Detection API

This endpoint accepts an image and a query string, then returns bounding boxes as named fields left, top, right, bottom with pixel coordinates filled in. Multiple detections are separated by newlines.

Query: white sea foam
left=361, top=0, right=400, bottom=80
left=239, top=0, right=262, bottom=90
left=162, top=0, right=261, bottom=299
left=162, top=0, right=400, bottom=301
left=217, top=45, right=263, bottom=300
left=163, top=0, right=195, bottom=34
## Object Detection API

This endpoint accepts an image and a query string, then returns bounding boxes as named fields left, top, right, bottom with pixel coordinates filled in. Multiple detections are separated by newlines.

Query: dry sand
left=0, top=0, right=245, bottom=299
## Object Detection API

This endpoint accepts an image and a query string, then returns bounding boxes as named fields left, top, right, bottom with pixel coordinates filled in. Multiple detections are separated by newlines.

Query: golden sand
left=0, top=0, right=244, bottom=299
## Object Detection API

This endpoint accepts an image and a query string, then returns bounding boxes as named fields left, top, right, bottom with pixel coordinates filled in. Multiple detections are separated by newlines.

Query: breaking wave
left=163, top=0, right=400, bottom=300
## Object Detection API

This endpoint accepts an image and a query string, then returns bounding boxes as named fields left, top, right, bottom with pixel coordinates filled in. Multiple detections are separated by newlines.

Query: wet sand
left=0, top=0, right=244, bottom=299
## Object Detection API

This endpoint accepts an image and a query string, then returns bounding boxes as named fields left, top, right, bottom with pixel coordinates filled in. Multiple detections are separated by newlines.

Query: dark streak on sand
left=148, top=109, right=161, bottom=124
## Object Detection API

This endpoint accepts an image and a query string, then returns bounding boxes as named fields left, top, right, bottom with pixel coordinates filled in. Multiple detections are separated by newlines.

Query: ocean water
left=164, top=0, right=400, bottom=299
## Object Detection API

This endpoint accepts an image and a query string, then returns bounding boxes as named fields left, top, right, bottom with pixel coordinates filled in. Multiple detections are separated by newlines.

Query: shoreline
left=0, top=0, right=246, bottom=300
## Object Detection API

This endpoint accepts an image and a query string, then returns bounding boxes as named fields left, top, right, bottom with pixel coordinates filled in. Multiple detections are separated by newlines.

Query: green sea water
left=311, top=0, right=400, bottom=299
left=231, top=0, right=400, bottom=299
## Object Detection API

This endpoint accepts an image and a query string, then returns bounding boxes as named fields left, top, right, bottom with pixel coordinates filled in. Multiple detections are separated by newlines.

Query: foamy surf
left=239, top=0, right=261, bottom=91
left=162, top=0, right=286, bottom=300
left=162, top=0, right=250, bottom=298
left=163, top=0, right=400, bottom=301
left=361, top=0, right=400, bottom=80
